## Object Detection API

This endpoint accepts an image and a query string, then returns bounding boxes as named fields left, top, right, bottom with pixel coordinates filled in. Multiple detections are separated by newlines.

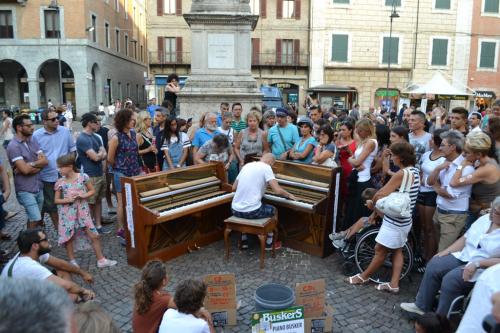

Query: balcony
left=4, top=0, right=28, bottom=5
left=149, top=52, right=192, bottom=66
left=252, top=53, right=309, bottom=68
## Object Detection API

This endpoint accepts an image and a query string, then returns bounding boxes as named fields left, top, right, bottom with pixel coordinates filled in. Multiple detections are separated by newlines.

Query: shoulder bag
left=375, top=168, right=412, bottom=219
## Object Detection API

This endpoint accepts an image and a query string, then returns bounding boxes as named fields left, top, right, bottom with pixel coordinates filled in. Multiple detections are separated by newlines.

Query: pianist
left=231, top=153, right=296, bottom=249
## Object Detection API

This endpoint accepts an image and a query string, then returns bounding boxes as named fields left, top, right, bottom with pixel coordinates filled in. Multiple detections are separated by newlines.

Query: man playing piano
left=231, top=153, right=296, bottom=249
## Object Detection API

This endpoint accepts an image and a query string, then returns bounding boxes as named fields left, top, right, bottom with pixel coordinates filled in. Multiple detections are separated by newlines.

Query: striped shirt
left=230, top=119, right=247, bottom=133
left=383, top=167, right=420, bottom=227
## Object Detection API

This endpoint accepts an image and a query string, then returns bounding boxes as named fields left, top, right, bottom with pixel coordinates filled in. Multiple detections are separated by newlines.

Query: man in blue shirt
left=147, top=98, right=158, bottom=119
left=267, top=108, right=300, bottom=158
left=192, top=112, right=220, bottom=155
left=33, top=109, right=76, bottom=229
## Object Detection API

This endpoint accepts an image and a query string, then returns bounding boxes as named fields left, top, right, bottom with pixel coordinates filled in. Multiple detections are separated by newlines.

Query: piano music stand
left=223, top=216, right=278, bottom=269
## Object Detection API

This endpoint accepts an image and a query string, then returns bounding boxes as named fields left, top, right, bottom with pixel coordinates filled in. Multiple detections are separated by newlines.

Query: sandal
left=375, top=282, right=399, bottom=294
left=345, top=273, right=369, bottom=285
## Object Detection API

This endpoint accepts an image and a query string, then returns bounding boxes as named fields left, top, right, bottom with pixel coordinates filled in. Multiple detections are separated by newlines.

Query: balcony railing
left=149, top=52, right=192, bottom=66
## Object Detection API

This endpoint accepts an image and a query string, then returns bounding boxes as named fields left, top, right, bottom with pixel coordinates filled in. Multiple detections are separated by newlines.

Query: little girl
left=54, top=154, right=117, bottom=268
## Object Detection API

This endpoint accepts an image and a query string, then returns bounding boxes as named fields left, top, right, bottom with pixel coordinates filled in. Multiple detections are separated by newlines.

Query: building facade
left=0, top=0, right=147, bottom=116
left=467, top=0, right=500, bottom=111
left=310, top=0, right=473, bottom=111
left=147, top=0, right=310, bottom=111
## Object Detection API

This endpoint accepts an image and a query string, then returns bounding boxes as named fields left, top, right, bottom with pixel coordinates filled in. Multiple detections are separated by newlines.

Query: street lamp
left=385, top=1, right=399, bottom=110
left=48, top=0, right=63, bottom=106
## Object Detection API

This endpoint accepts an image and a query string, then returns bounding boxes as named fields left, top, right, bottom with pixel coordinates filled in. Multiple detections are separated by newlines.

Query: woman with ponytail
left=132, top=260, right=176, bottom=333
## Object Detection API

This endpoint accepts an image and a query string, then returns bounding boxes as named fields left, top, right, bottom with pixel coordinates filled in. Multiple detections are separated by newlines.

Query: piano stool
left=223, top=216, right=278, bottom=269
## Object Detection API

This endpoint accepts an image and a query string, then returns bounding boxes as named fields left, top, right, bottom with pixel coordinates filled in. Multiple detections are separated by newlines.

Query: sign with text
left=251, top=306, right=305, bottom=333
left=295, top=279, right=326, bottom=317
left=207, top=33, right=235, bottom=69
left=204, top=274, right=236, bottom=309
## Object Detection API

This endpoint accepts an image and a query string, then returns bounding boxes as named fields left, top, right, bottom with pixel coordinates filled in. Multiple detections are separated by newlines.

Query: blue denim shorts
left=16, top=191, right=44, bottom=222
left=232, top=203, right=276, bottom=219
left=113, top=171, right=125, bottom=193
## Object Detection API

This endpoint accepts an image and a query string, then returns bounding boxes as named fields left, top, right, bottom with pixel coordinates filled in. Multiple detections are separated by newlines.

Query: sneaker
left=69, top=259, right=80, bottom=268
left=332, top=238, right=346, bottom=249
left=241, top=239, right=249, bottom=250
left=97, top=226, right=112, bottom=235
left=400, top=302, right=424, bottom=316
left=266, top=240, right=282, bottom=251
left=329, top=231, right=346, bottom=241
left=97, top=258, right=117, bottom=268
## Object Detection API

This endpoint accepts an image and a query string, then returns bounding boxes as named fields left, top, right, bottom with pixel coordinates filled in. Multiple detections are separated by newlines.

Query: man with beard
left=192, top=112, right=220, bottom=156
left=1, top=228, right=95, bottom=302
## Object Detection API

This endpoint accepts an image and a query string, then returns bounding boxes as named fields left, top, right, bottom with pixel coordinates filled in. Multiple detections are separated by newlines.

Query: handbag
left=375, top=168, right=412, bottom=219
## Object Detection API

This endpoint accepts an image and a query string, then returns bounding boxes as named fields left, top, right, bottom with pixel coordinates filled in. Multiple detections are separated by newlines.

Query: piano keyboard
left=140, top=180, right=221, bottom=203
left=158, top=192, right=234, bottom=217
left=263, top=193, right=314, bottom=210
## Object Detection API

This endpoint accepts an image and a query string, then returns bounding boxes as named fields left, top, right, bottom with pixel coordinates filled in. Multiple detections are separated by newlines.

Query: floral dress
left=55, top=173, right=97, bottom=250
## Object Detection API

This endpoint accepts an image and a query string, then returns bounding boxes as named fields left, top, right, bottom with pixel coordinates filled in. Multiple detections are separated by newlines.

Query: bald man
left=231, top=153, right=295, bottom=249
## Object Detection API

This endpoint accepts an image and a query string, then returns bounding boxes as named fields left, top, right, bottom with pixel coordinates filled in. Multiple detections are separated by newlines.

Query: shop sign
left=251, top=306, right=305, bottom=333
left=437, top=95, right=469, bottom=100
left=375, top=89, right=399, bottom=97
left=273, top=83, right=295, bottom=89
left=475, top=91, right=496, bottom=99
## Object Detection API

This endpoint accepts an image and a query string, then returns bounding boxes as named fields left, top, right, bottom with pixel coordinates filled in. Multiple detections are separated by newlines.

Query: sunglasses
left=46, top=117, right=58, bottom=122
left=36, top=237, right=48, bottom=243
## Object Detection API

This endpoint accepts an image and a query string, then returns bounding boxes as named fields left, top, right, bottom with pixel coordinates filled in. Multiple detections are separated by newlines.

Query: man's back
left=232, top=161, right=275, bottom=213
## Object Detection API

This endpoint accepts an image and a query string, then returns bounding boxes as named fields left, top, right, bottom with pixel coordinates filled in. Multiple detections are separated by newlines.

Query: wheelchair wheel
left=354, top=228, right=414, bottom=283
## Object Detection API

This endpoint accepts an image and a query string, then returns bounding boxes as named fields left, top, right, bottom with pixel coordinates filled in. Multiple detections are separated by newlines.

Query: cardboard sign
left=251, top=306, right=305, bottom=333
left=204, top=274, right=236, bottom=309
left=295, top=279, right=325, bottom=317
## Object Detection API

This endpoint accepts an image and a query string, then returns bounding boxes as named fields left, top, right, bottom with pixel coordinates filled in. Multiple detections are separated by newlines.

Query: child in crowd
left=54, top=154, right=117, bottom=268
left=414, top=312, right=451, bottom=333
left=159, top=279, right=215, bottom=333
left=330, top=187, right=378, bottom=248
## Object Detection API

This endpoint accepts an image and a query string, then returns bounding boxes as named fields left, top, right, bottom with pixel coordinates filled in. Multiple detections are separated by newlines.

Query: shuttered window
left=431, top=38, right=448, bottom=66
left=331, top=34, right=348, bottom=62
left=435, top=0, right=450, bottom=9
left=385, top=0, right=401, bottom=6
left=382, top=37, right=399, bottom=64
left=484, top=0, right=500, bottom=13
left=479, top=41, right=496, bottom=68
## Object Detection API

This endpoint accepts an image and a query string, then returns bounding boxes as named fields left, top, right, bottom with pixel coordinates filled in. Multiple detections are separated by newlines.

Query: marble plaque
left=207, top=33, right=235, bottom=69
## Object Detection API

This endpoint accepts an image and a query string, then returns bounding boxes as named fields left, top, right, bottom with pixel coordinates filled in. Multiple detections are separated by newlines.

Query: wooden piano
left=262, top=160, right=341, bottom=257
left=120, top=163, right=233, bottom=268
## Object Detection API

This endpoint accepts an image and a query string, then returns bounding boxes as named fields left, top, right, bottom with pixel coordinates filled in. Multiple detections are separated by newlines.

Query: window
left=115, top=29, right=120, bottom=52
left=115, top=0, right=119, bottom=12
left=282, top=39, right=294, bottom=64
left=44, top=10, right=60, bottom=38
left=385, top=0, right=401, bottom=6
left=484, top=0, right=500, bottom=13
left=91, top=15, right=97, bottom=42
left=283, top=0, right=295, bottom=18
left=331, top=34, right=348, bottom=62
left=164, top=37, right=177, bottom=63
left=250, top=0, right=260, bottom=14
left=125, top=34, right=129, bottom=56
left=431, top=38, right=448, bottom=66
left=140, top=45, right=143, bottom=62
left=479, top=41, right=497, bottom=69
left=105, top=23, right=110, bottom=48
left=124, top=0, right=128, bottom=19
left=333, top=0, right=350, bottom=3
left=164, top=0, right=176, bottom=14
left=382, top=36, right=399, bottom=64
left=434, top=0, right=450, bottom=9
left=0, top=11, right=14, bottom=39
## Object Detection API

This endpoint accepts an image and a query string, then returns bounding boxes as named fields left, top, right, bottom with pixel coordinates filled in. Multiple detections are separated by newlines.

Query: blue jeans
left=16, top=191, right=44, bottom=222
left=232, top=203, right=276, bottom=219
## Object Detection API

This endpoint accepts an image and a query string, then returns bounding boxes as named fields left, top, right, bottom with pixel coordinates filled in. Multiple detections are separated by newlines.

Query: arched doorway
left=38, top=59, right=75, bottom=108
left=0, top=59, right=29, bottom=108
left=91, top=63, right=102, bottom=111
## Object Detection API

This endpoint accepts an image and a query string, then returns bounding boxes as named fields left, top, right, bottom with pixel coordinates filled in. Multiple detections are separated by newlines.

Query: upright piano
left=120, top=163, right=233, bottom=268
left=262, top=160, right=341, bottom=257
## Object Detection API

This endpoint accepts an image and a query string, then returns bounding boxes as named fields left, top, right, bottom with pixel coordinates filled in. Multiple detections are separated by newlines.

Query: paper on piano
left=125, top=183, right=136, bottom=248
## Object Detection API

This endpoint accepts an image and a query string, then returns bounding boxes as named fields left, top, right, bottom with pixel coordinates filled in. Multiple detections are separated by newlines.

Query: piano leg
left=224, top=228, right=232, bottom=261
left=272, top=224, right=278, bottom=258
left=258, top=233, right=266, bottom=269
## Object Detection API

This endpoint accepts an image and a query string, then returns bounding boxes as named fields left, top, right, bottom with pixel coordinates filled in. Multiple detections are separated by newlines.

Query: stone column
left=74, top=72, right=90, bottom=118
left=27, top=78, right=40, bottom=110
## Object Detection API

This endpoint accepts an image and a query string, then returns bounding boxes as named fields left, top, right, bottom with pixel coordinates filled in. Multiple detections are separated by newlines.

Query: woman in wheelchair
left=401, top=196, right=500, bottom=317
left=345, top=142, right=420, bottom=293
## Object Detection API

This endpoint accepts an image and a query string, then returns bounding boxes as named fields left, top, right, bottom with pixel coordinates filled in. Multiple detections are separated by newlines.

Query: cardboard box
left=204, top=274, right=237, bottom=326
left=295, top=279, right=333, bottom=333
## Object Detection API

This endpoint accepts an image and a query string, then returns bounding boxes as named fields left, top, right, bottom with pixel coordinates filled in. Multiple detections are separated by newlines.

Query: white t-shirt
left=161, top=132, right=191, bottom=151
left=0, top=253, right=52, bottom=280
left=217, top=126, right=235, bottom=145
left=409, top=131, right=432, bottom=165
left=354, top=139, right=377, bottom=182
left=158, top=309, right=210, bottom=333
left=232, top=161, right=275, bottom=212
left=418, top=151, right=445, bottom=192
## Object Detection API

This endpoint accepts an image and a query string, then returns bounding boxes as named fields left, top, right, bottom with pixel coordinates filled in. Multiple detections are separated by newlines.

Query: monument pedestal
left=178, top=2, right=262, bottom=121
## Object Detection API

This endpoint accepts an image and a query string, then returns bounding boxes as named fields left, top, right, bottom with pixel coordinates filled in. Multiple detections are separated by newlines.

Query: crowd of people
left=0, top=93, right=500, bottom=332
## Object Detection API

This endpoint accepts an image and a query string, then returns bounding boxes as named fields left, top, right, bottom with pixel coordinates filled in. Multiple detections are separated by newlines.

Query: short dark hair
left=432, top=128, right=446, bottom=147
left=309, top=105, right=320, bottom=112
left=390, top=141, right=416, bottom=167
left=12, top=114, right=32, bottom=133
left=212, top=133, right=230, bottom=150
left=318, top=124, right=334, bottom=144
left=167, top=73, right=179, bottom=83
left=220, top=102, right=229, bottom=108
left=81, top=113, right=98, bottom=127
left=114, top=109, right=134, bottom=132
left=315, top=118, right=327, bottom=127
left=17, top=228, right=44, bottom=254
left=361, top=188, right=377, bottom=202
left=231, top=102, right=242, bottom=110
left=470, top=112, right=482, bottom=120
left=451, top=107, right=468, bottom=120
left=41, top=109, right=54, bottom=121
left=174, top=279, right=207, bottom=315
left=391, top=126, right=409, bottom=142
left=410, top=110, right=426, bottom=123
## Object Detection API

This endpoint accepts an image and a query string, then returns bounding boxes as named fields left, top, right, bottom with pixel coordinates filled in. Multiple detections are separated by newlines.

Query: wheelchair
left=338, top=225, right=415, bottom=283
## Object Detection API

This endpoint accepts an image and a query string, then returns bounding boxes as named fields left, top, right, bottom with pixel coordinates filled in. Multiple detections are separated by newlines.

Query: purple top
left=6, top=136, right=43, bottom=193
left=114, top=131, right=141, bottom=177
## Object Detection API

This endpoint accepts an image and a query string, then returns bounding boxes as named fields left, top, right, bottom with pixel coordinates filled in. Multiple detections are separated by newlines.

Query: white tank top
left=354, top=139, right=377, bottom=182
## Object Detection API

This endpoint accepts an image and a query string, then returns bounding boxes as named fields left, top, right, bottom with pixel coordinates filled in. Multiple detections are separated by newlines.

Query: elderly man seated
left=401, top=196, right=500, bottom=316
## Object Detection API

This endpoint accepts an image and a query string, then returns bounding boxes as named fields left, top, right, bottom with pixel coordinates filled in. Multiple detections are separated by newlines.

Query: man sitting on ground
left=1, top=228, right=95, bottom=302
left=231, top=153, right=296, bottom=249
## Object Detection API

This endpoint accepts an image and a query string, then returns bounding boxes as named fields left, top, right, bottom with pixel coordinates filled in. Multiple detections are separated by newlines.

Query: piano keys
left=261, top=160, right=341, bottom=257
left=121, top=163, right=233, bottom=268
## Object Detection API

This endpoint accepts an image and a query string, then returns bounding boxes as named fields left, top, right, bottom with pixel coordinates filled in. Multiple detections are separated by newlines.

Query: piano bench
left=223, top=216, right=278, bottom=269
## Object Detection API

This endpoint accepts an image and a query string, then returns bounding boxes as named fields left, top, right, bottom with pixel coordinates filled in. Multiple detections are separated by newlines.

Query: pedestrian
left=262, top=109, right=276, bottom=132
left=288, top=117, right=317, bottom=163
left=0, top=158, right=11, bottom=241
left=234, top=110, right=269, bottom=166
left=33, top=108, right=77, bottom=230
left=267, top=108, right=299, bottom=159
left=312, top=125, right=337, bottom=167
left=6, top=114, right=48, bottom=229
left=164, top=74, right=180, bottom=114
left=161, top=117, right=190, bottom=170
left=74, top=301, right=120, bottom=333
left=136, top=111, right=158, bottom=173
left=194, top=134, right=233, bottom=169
left=192, top=112, right=220, bottom=156
left=54, top=154, right=117, bottom=268
left=64, top=104, right=73, bottom=130
left=409, top=110, right=432, bottom=165
left=1, top=109, right=14, bottom=149
left=230, top=103, right=247, bottom=133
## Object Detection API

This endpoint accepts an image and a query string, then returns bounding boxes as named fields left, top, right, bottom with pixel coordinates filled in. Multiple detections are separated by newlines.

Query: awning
left=402, top=72, right=474, bottom=97
left=307, top=84, right=357, bottom=93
